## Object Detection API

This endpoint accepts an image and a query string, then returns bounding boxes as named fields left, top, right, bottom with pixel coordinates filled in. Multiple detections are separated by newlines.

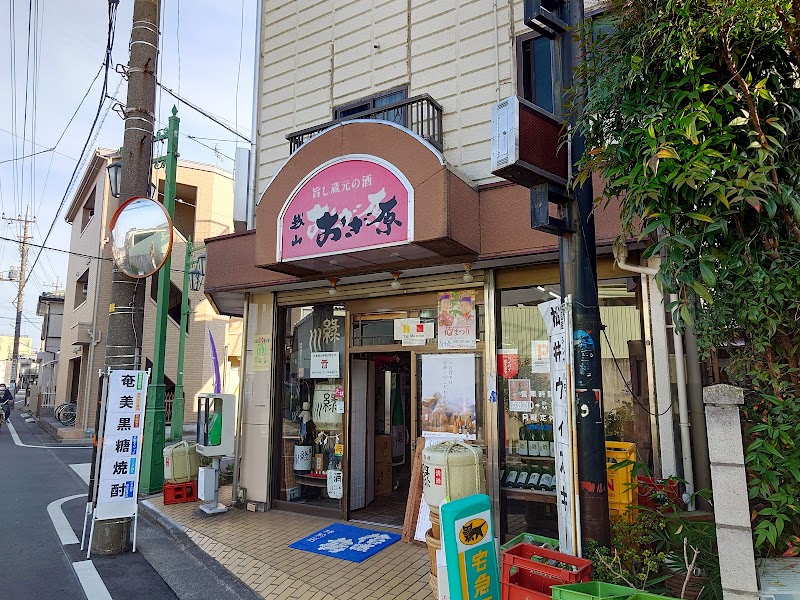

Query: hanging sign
left=539, top=296, right=579, bottom=556
left=394, top=318, right=434, bottom=346
left=497, top=347, right=519, bottom=379
left=327, top=469, right=344, bottom=499
left=311, top=352, right=340, bottom=378
left=531, top=340, right=550, bottom=374
left=95, top=370, right=149, bottom=520
left=312, top=383, right=341, bottom=428
left=277, top=156, right=414, bottom=262
left=438, top=290, right=477, bottom=350
left=441, top=494, right=501, bottom=600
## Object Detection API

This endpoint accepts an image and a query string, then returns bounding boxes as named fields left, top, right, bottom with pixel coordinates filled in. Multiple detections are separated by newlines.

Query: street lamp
left=106, top=161, right=122, bottom=198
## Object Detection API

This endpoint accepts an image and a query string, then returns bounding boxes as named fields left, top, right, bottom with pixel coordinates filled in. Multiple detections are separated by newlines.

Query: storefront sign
left=539, top=296, right=579, bottom=555
left=497, top=347, right=519, bottom=379
left=509, top=378, right=532, bottom=412
left=252, top=335, right=270, bottom=372
left=420, top=354, right=476, bottom=440
left=312, top=383, right=342, bottom=428
left=438, top=290, right=477, bottom=350
left=311, top=351, right=340, bottom=378
left=277, top=155, right=414, bottom=261
left=96, top=370, right=149, bottom=521
left=441, top=495, right=500, bottom=600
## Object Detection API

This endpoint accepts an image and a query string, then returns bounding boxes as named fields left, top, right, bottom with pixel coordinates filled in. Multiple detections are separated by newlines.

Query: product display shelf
left=295, top=473, right=328, bottom=488
left=501, top=487, right=557, bottom=503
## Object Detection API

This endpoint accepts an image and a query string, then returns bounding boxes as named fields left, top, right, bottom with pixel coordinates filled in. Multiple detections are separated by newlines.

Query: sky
left=0, top=0, right=256, bottom=348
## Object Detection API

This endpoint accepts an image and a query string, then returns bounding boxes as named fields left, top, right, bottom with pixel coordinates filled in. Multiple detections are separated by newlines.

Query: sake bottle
left=504, top=465, right=519, bottom=487
left=539, top=465, right=554, bottom=491
left=516, top=464, right=530, bottom=488
left=547, top=423, right=556, bottom=457
left=529, top=424, right=541, bottom=457
left=517, top=424, right=528, bottom=456
left=526, top=464, right=541, bottom=490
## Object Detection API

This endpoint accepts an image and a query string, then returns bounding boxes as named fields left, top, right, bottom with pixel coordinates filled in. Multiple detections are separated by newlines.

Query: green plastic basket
left=550, top=582, right=639, bottom=600
left=500, top=532, right=559, bottom=553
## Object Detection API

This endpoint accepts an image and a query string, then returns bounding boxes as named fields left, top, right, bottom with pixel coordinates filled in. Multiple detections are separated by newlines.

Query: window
left=150, top=276, right=189, bottom=333
left=517, top=33, right=555, bottom=113
left=334, top=87, right=408, bottom=126
left=80, top=186, right=96, bottom=233
left=74, top=269, right=89, bottom=308
left=157, top=181, right=197, bottom=241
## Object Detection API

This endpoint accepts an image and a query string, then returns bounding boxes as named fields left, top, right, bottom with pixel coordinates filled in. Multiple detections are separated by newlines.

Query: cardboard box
left=375, top=434, right=392, bottom=463
left=375, top=461, right=392, bottom=496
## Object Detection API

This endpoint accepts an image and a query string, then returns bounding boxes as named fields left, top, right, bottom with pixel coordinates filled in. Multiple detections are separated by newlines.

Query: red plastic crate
left=502, top=567, right=560, bottom=600
left=164, top=480, right=198, bottom=504
left=501, top=543, right=592, bottom=588
left=637, top=476, right=681, bottom=512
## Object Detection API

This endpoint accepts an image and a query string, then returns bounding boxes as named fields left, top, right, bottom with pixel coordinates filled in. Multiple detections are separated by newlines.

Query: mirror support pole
left=171, top=237, right=193, bottom=442
left=140, top=106, right=180, bottom=494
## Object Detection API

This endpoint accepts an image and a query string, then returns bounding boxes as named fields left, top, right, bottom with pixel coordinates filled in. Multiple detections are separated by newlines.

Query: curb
left=139, top=499, right=261, bottom=599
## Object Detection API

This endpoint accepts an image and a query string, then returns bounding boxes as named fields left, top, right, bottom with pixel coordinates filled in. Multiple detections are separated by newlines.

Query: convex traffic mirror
left=109, top=196, right=173, bottom=278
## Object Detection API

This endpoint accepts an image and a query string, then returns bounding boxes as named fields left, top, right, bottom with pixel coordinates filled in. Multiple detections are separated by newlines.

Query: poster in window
left=252, top=335, right=270, bottom=372
left=438, top=290, right=476, bottom=350
left=420, top=353, right=476, bottom=439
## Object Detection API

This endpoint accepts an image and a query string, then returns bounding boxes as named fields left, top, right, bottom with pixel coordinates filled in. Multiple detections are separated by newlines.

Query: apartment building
left=55, top=148, right=242, bottom=440
left=201, top=0, right=679, bottom=547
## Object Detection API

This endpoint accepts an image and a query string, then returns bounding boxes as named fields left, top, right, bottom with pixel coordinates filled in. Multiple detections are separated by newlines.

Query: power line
left=0, top=146, right=54, bottom=166
left=155, top=82, right=252, bottom=142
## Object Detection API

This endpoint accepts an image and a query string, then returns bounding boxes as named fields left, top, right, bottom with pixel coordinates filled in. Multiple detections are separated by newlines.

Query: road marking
left=73, top=560, right=113, bottom=600
left=6, top=420, right=91, bottom=449
left=48, top=493, right=86, bottom=545
left=70, top=463, right=91, bottom=485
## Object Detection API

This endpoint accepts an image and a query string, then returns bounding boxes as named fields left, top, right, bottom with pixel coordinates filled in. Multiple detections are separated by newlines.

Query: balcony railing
left=286, top=94, right=444, bottom=154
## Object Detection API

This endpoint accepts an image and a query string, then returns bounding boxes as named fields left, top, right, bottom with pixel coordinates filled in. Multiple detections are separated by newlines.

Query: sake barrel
left=422, top=441, right=485, bottom=509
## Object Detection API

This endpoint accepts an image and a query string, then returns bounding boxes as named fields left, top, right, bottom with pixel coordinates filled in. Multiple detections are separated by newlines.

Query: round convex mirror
left=109, top=196, right=173, bottom=278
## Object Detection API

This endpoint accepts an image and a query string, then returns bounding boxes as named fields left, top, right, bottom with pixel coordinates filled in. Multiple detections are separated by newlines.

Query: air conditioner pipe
left=613, top=243, right=696, bottom=510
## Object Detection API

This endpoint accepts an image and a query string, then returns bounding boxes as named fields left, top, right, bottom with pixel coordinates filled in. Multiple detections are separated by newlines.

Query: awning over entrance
left=254, top=120, right=480, bottom=277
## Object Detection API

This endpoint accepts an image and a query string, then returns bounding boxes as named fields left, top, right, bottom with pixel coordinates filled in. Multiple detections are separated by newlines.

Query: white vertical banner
left=95, top=370, right=149, bottom=521
left=539, top=296, right=578, bottom=556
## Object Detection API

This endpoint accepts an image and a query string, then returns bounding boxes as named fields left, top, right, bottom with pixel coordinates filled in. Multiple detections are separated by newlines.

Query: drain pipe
left=614, top=243, right=696, bottom=508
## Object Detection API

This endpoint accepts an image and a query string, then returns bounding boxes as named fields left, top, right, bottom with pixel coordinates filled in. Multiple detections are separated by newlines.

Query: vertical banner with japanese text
left=539, top=296, right=578, bottom=555
left=95, top=370, right=149, bottom=521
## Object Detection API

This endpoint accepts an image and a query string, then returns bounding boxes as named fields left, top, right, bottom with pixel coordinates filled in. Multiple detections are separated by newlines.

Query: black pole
left=561, top=0, right=611, bottom=547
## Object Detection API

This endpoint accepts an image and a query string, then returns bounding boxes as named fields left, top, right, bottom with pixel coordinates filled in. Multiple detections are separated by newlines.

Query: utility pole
left=90, top=0, right=160, bottom=555
left=5, top=207, right=34, bottom=394
left=140, top=106, right=179, bottom=492
left=560, top=0, right=611, bottom=546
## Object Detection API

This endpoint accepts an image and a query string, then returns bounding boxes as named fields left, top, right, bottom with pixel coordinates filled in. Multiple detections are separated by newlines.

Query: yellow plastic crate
left=606, top=441, right=637, bottom=507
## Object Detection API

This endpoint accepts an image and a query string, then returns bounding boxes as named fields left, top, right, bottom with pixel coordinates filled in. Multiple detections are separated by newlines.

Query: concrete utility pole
left=90, top=0, right=160, bottom=555
left=560, top=0, right=611, bottom=547
left=5, top=207, right=34, bottom=393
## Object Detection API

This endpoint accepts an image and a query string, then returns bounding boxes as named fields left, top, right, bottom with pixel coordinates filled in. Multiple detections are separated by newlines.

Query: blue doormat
left=289, top=523, right=401, bottom=563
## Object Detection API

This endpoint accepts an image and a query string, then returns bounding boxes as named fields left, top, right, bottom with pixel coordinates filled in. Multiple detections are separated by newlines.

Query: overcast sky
left=0, top=0, right=256, bottom=346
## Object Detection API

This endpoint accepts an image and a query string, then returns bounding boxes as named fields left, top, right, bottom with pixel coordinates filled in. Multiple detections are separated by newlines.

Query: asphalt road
left=0, top=397, right=260, bottom=600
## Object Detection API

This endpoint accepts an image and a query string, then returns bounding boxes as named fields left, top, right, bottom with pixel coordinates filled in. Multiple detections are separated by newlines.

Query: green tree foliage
left=576, top=0, right=800, bottom=555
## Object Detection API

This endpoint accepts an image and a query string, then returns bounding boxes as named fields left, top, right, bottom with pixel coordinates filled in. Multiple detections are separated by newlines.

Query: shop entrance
left=349, top=352, right=413, bottom=528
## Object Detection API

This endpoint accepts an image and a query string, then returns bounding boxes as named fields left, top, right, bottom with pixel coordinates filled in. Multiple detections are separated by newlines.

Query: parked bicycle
left=55, top=401, right=77, bottom=426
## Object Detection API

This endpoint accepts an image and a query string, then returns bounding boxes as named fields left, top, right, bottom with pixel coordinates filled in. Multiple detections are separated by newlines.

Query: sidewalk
left=144, top=487, right=433, bottom=600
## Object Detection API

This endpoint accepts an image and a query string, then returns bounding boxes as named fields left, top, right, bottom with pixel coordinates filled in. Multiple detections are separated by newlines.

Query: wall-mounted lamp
left=106, top=161, right=122, bottom=198
left=463, top=263, right=474, bottom=283
left=390, top=271, right=402, bottom=289
left=328, top=278, right=339, bottom=296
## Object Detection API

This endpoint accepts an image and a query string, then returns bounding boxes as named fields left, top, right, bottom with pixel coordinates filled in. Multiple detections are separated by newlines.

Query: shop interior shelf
left=501, top=487, right=557, bottom=504
left=295, top=474, right=328, bottom=487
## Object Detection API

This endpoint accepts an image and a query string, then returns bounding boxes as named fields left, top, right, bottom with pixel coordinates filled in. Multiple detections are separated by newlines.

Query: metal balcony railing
left=286, top=94, right=444, bottom=153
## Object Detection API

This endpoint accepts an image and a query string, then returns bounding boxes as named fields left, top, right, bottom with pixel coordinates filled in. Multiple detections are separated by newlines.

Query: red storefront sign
left=277, top=155, right=413, bottom=261
left=497, top=348, right=519, bottom=379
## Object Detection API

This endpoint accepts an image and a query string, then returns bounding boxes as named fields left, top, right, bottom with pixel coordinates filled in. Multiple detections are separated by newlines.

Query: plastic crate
left=637, top=476, right=681, bottom=512
left=501, top=543, right=591, bottom=585
left=501, top=532, right=560, bottom=552
left=502, top=566, right=560, bottom=600
left=164, top=480, right=198, bottom=504
left=551, top=582, right=639, bottom=600
left=620, top=594, right=673, bottom=600
left=606, top=442, right=637, bottom=508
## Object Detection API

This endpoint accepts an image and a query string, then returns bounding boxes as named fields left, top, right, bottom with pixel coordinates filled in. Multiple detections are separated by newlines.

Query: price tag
left=335, top=400, right=345, bottom=413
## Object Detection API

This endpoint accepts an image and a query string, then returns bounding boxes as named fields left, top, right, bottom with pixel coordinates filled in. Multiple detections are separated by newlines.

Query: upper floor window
left=334, top=87, right=408, bottom=126
left=157, top=181, right=197, bottom=241
left=80, top=186, right=97, bottom=233
left=517, top=33, right=555, bottom=114
left=74, top=268, right=89, bottom=308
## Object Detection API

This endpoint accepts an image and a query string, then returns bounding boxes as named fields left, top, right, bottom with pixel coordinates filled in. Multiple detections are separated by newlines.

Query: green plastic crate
left=550, top=582, right=639, bottom=600
left=616, top=595, right=672, bottom=600
left=501, top=532, right=559, bottom=552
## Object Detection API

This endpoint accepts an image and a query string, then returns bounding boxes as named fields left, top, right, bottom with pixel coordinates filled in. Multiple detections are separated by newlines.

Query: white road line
left=6, top=420, right=92, bottom=449
left=73, top=560, right=113, bottom=600
left=47, top=493, right=86, bottom=545
left=70, top=463, right=92, bottom=486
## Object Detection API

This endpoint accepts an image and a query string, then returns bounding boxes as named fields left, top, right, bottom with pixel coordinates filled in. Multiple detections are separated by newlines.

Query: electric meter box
left=196, top=393, right=235, bottom=457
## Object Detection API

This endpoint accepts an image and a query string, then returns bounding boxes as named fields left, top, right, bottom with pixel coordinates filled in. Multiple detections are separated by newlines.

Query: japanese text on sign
left=278, top=157, right=413, bottom=261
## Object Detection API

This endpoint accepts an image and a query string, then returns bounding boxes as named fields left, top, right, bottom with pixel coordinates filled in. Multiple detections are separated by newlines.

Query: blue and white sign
left=289, top=523, right=400, bottom=563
